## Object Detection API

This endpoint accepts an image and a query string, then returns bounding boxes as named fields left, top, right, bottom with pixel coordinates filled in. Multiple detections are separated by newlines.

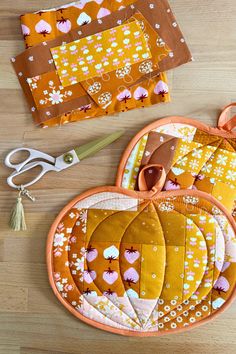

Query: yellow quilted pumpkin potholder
left=47, top=165, right=236, bottom=336
left=117, top=103, right=236, bottom=221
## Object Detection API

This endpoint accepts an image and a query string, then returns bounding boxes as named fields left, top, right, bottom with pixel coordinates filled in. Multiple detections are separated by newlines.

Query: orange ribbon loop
left=138, top=164, right=166, bottom=193
left=218, top=103, right=236, bottom=131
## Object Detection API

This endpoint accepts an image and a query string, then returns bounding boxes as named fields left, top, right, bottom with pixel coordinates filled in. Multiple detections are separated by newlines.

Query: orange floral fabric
left=27, top=71, right=87, bottom=109
left=39, top=74, right=170, bottom=127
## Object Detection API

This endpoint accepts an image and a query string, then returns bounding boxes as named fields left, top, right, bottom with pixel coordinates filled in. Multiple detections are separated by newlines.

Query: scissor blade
left=74, top=131, right=124, bottom=161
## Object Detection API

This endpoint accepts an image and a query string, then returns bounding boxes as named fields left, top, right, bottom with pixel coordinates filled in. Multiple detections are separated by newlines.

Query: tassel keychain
left=9, top=186, right=35, bottom=231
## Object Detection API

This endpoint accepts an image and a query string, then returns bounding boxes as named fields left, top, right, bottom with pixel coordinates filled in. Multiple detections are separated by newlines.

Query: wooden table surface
left=1, top=1, right=236, bottom=353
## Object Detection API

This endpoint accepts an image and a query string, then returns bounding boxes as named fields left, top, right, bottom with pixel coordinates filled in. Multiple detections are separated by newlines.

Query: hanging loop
left=218, top=103, right=236, bottom=131
left=138, top=164, right=166, bottom=193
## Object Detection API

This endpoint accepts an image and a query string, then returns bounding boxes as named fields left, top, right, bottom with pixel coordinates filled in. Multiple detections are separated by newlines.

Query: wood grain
left=0, top=1, right=236, bottom=353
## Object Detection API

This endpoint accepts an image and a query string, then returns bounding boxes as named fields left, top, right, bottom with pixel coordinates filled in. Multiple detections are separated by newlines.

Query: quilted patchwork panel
left=47, top=188, right=236, bottom=336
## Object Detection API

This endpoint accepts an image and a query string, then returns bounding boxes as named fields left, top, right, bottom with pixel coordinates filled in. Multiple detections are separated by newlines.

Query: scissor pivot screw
left=63, top=153, right=74, bottom=164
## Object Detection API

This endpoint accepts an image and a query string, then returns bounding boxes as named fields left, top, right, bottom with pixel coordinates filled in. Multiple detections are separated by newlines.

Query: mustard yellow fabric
left=51, top=21, right=151, bottom=87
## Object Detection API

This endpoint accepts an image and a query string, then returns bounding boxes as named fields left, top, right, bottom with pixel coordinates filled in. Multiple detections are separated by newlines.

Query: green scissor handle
left=74, top=130, right=124, bottom=161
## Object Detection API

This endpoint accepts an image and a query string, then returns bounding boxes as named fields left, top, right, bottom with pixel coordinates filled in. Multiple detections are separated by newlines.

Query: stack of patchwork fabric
left=12, top=0, right=192, bottom=127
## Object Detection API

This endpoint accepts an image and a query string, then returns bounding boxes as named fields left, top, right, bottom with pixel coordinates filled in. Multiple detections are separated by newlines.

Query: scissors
left=5, top=131, right=123, bottom=190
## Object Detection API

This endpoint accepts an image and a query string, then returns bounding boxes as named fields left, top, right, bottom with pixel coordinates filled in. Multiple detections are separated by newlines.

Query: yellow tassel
left=9, top=187, right=35, bottom=231
left=9, top=192, right=27, bottom=231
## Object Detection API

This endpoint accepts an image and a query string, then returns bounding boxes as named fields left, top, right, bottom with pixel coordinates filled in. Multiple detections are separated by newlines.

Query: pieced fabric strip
left=13, top=0, right=192, bottom=127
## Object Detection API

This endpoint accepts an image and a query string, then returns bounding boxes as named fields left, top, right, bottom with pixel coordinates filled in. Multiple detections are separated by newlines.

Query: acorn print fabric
left=12, top=0, right=192, bottom=127
left=47, top=176, right=236, bottom=336
left=117, top=107, right=236, bottom=222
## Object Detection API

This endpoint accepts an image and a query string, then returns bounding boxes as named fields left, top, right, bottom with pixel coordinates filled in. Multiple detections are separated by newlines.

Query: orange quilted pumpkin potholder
left=117, top=103, right=236, bottom=221
left=47, top=165, right=236, bottom=336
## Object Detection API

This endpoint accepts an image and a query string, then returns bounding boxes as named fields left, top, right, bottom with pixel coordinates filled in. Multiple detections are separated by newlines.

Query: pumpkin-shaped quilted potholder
left=117, top=103, right=236, bottom=220
left=47, top=166, right=236, bottom=336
